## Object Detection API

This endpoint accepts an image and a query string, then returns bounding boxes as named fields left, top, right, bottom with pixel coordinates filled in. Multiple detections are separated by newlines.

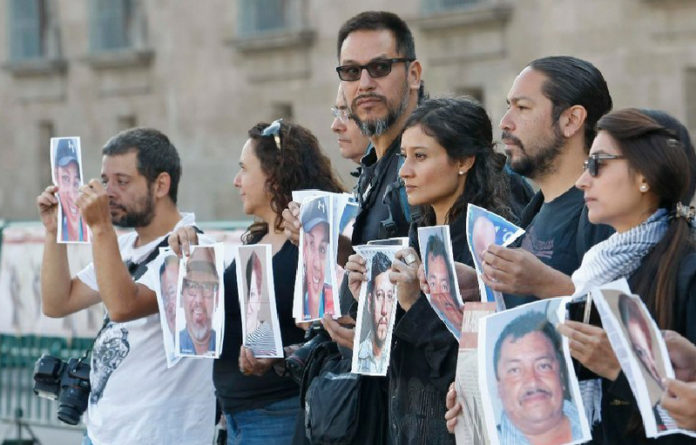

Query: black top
left=593, top=250, right=696, bottom=445
left=352, top=137, right=410, bottom=245
left=505, top=187, right=614, bottom=308
left=214, top=240, right=306, bottom=414
left=388, top=212, right=472, bottom=445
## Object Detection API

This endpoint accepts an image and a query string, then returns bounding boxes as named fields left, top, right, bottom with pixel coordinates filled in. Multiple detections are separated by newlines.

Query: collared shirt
left=179, top=328, right=216, bottom=356
left=498, top=399, right=584, bottom=444
left=357, top=336, right=387, bottom=375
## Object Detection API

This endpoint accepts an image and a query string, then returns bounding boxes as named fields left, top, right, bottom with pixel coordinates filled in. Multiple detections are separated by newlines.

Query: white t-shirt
left=77, top=213, right=215, bottom=445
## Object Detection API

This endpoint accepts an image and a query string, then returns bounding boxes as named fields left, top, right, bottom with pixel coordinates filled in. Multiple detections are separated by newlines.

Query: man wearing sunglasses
left=478, top=56, right=615, bottom=306
left=335, top=11, right=423, bottom=245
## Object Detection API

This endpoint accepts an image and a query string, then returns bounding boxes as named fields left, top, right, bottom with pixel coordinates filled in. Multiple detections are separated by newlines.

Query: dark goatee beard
left=352, top=83, right=410, bottom=137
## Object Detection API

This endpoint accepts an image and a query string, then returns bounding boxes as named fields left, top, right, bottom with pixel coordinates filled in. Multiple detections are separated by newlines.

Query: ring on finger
left=404, top=253, right=417, bottom=266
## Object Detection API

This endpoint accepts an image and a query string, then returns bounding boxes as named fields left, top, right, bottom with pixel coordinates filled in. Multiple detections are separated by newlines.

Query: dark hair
left=102, top=128, right=182, bottom=203
left=242, top=122, right=345, bottom=244
left=367, top=252, right=392, bottom=297
left=492, top=311, right=570, bottom=399
left=424, top=234, right=456, bottom=297
left=639, top=108, right=696, bottom=200
left=528, top=56, right=612, bottom=150
left=403, top=97, right=514, bottom=225
left=597, top=108, right=695, bottom=329
left=337, top=11, right=416, bottom=60
left=245, top=251, right=263, bottom=300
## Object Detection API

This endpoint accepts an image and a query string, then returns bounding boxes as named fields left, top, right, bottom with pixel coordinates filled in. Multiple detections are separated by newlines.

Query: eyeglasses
left=262, top=118, right=283, bottom=151
left=336, top=58, right=414, bottom=81
left=583, top=153, right=625, bottom=177
left=330, top=106, right=350, bottom=123
left=182, top=278, right=218, bottom=299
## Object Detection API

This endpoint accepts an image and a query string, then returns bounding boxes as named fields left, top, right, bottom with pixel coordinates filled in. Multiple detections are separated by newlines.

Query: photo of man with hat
left=178, top=245, right=220, bottom=356
left=51, top=137, right=89, bottom=242
left=300, top=196, right=334, bottom=320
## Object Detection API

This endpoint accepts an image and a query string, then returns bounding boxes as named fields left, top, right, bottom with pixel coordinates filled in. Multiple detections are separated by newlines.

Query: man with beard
left=479, top=56, right=615, bottom=307
left=357, top=252, right=395, bottom=374
left=179, top=246, right=219, bottom=355
left=37, top=128, right=214, bottom=445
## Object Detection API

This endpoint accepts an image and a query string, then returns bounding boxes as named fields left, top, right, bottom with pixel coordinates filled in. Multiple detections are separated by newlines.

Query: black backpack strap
left=126, top=225, right=203, bottom=280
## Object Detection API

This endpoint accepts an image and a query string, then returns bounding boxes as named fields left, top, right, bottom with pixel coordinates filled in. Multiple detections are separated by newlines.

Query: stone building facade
left=1, top=0, right=695, bottom=221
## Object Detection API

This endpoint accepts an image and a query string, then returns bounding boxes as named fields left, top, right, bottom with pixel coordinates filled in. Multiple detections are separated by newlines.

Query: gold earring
left=640, top=184, right=649, bottom=192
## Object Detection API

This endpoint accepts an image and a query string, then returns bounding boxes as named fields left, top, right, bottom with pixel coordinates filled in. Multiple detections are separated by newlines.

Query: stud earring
left=458, top=171, right=464, bottom=176
left=640, top=184, right=649, bottom=192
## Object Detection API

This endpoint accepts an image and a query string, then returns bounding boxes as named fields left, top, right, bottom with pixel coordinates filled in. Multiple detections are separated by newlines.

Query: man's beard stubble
left=352, top=81, right=410, bottom=137
left=504, top=122, right=565, bottom=179
left=112, top=186, right=156, bottom=228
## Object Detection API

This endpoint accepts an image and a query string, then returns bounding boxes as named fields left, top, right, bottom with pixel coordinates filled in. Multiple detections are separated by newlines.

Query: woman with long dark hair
left=347, top=97, right=516, bottom=444
left=170, top=120, right=343, bottom=444
left=557, top=108, right=696, bottom=444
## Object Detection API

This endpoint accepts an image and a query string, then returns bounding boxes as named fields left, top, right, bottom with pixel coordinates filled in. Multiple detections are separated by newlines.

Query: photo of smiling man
left=296, top=196, right=335, bottom=321
left=479, top=299, right=590, bottom=445
left=176, top=244, right=224, bottom=358
left=50, top=137, right=89, bottom=243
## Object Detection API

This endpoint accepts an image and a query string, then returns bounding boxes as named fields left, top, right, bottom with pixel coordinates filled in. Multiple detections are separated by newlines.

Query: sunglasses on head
left=335, top=58, right=414, bottom=81
left=262, top=118, right=283, bottom=151
left=583, top=153, right=625, bottom=177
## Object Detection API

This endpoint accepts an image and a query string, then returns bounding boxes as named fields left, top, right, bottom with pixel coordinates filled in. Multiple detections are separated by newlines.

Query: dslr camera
left=285, top=322, right=331, bottom=384
left=33, top=353, right=91, bottom=425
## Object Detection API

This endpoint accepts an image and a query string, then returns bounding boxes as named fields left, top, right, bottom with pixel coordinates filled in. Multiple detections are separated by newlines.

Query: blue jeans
left=225, top=396, right=299, bottom=445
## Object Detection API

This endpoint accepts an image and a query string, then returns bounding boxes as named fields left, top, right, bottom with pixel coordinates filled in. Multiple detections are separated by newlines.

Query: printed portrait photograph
left=50, top=137, right=89, bottom=244
left=235, top=244, right=283, bottom=358
left=175, top=244, right=225, bottom=358
left=351, top=246, right=400, bottom=376
left=454, top=302, right=496, bottom=445
left=333, top=198, right=359, bottom=288
left=418, top=225, right=463, bottom=339
left=479, top=298, right=591, bottom=445
left=155, top=248, right=181, bottom=367
left=593, top=288, right=681, bottom=436
left=295, top=195, right=335, bottom=321
left=465, top=204, right=525, bottom=311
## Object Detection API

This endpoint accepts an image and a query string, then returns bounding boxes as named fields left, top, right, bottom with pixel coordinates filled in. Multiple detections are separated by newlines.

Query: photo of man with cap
left=51, top=137, right=88, bottom=242
left=301, top=196, right=334, bottom=320
left=178, top=245, right=220, bottom=356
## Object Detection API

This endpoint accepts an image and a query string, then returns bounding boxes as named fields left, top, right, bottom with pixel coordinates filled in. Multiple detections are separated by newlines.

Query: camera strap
left=77, top=226, right=203, bottom=364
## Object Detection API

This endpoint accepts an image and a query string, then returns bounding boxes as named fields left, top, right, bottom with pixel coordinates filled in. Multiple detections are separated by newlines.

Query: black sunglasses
left=336, top=58, right=414, bottom=81
left=583, top=153, right=625, bottom=177
left=262, top=118, right=283, bottom=151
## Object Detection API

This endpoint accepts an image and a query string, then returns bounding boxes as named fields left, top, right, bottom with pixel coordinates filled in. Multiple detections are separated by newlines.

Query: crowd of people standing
left=35, top=9, right=696, bottom=445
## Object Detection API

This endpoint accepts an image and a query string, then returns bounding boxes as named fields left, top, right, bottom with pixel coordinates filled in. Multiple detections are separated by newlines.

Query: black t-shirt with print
left=504, top=186, right=614, bottom=308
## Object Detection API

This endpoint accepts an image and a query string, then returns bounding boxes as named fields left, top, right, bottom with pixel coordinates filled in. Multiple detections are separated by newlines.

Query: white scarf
left=572, top=208, right=669, bottom=426
left=571, top=208, right=669, bottom=297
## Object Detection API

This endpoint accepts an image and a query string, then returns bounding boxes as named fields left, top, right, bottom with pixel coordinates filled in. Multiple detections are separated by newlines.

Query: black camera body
left=285, top=322, right=331, bottom=384
left=33, top=353, right=91, bottom=425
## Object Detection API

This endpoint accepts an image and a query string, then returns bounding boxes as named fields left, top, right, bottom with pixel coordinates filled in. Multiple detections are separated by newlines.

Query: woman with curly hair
left=170, top=120, right=343, bottom=444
